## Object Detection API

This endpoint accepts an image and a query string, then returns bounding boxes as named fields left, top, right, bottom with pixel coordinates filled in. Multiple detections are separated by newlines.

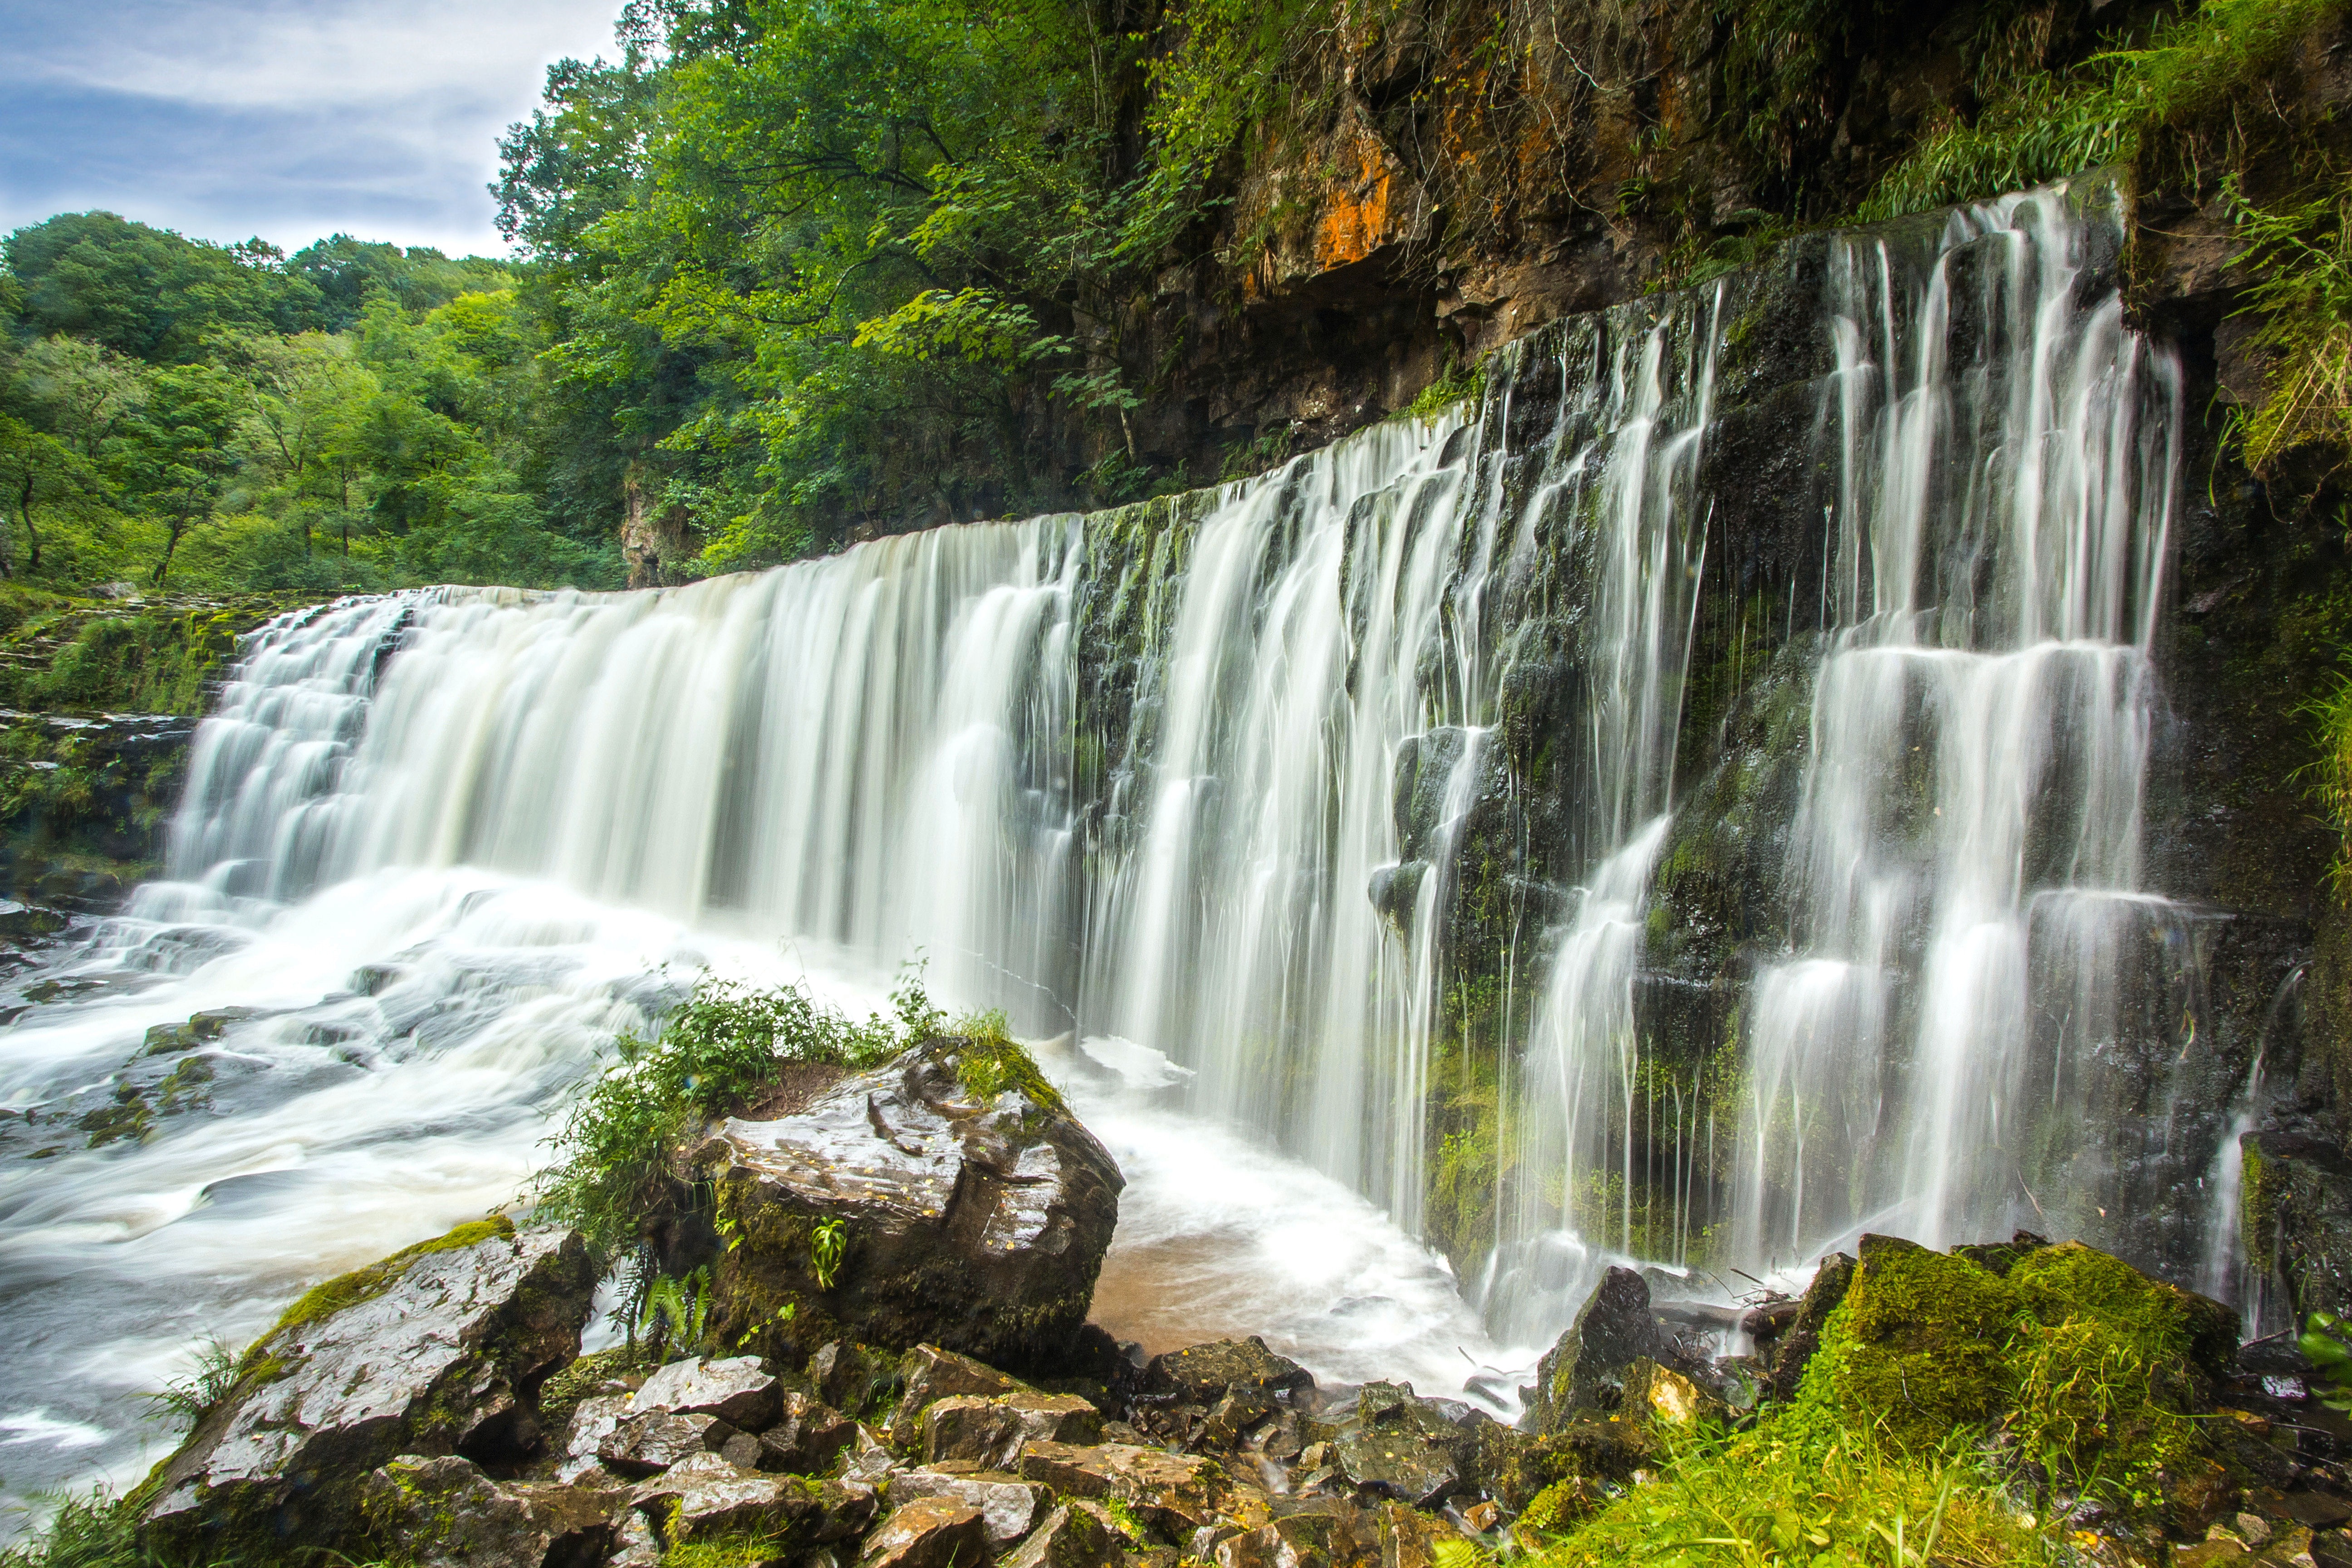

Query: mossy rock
left=1800, top=1233, right=2237, bottom=1516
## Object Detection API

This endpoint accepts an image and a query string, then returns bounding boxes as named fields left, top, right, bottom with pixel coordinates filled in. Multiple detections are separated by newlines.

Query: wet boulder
left=888, top=1343, right=1037, bottom=1436
left=755, top=1390, right=860, bottom=1473
left=860, top=1496, right=993, bottom=1568
left=632, top=1451, right=828, bottom=1544
left=1004, top=1504, right=1122, bottom=1568
left=139, top=1218, right=595, bottom=1557
left=1519, top=1266, right=1686, bottom=1432
left=1142, top=1337, right=1313, bottom=1404
left=632, top=1355, right=782, bottom=1430
left=360, top=1454, right=616, bottom=1568
left=1018, top=1441, right=1232, bottom=1535
left=1329, top=1382, right=1475, bottom=1508
left=889, top=1468, right=1055, bottom=1544
left=697, top=1036, right=1123, bottom=1372
left=599, top=1411, right=739, bottom=1476
left=922, top=1390, right=1102, bottom=1465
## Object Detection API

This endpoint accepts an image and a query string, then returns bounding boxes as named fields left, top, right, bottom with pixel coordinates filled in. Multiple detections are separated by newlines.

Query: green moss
left=1801, top=1238, right=2022, bottom=1450
left=948, top=1017, right=1065, bottom=1114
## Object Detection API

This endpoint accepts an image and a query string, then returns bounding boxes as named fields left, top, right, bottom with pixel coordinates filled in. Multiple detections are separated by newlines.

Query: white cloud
left=1, top=0, right=627, bottom=255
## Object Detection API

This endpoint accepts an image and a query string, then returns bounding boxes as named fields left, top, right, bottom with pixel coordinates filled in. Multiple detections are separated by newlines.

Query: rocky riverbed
left=54, top=1033, right=2352, bottom=1568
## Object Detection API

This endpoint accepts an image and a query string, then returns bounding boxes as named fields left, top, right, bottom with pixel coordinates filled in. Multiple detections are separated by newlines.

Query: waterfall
left=1, top=177, right=2224, bottom=1516
left=1725, top=185, right=2181, bottom=1271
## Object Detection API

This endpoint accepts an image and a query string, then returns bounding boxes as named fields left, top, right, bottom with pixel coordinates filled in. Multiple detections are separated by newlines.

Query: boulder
left=139, top=1218, right=595, bottom=1556
left=1329, top=1383, right=1474, bottom=1508
left=1003, top=1504, right=1122, bottom=1568
left=1142, top=1338, right=1313, bottom=1404
left=359, top=1454, right=616, bottom=1568
left=888, top=1343, right=1037, bottom=1436
left=1519, top=1266, right=1683, bottom=1431
left=628, top=1450, right=875, bottom=1548
left=696, top=1036, right=1123, bottom=1372
left=859, top=1496, right=993, bottom=1568
left=599, top=1411, right=739, bottom=1475
left=633, top=1355, right=783, bottom=1430
left=557, top=1392, right=635, bottom=1483
left=1215, top=1506, right=1374, bottom=1568
left=1374, top=1501, right=1452, bottom=1568
left=922, top=1391, right=1103, bottom=1466
left=811, top=1340, right=894, bottom=1416
left=758, top=1390, right=861, bottom=1473
left=1017, top=1441, right=1230, bottom=1535
left=889, top=1468, right=1055, bottom=1544
left=1618, top=1359, right=1726, bottom=1427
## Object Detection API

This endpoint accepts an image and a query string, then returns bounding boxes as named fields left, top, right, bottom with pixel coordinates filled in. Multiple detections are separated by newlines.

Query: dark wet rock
left=811, top=1339, right=895, bottom=1417
left=1215, top=1506, right=1376, bottom=1568
left=599, top=1411, right=739, bottom=1476
left=922, top=1391, right=1102, bottom=1466
left=1372, top=1501, right=1451, bottom=1568
left=142, top=1006, right=263, bottom=1055
left=756, top=1390, right=860, bottom=1473
left=697, top=1036, right=1123, bottom=1372
left=608, top=1509, right=662, bottom=1568
left=1144, top=1337, right=1313, bottom=1404
left=888, top=1343, right=1036, bottom=1436
left=1762, top=1252, right=1855, bottom=1403
left=1018, top=1441, right=1230, bottom=1535
left=632, top=1451, right=824, bottom=1543
left=360, top=1454, right=616, bottom=1568
left=1519, top=1266, right=1683, bottom=1431
left=633, top=1355, right=783, bottom=1430
left=140, top=1219, right=594, bottom=1556
left=2246, top=1132, right=2352, bottom=1320
left=889, top=1468, right=1054, bottom=1544
left=1004, top=1503, right=1122, bottom=1568
left=1329, top=1382, right=1474, bottom=1508
left=859, top=1496, right=993, bottom=1568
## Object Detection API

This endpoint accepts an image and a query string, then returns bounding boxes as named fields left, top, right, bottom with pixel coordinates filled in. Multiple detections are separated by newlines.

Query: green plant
left=1862, top=0, right=2345, bottom=221
left=2300, top=1311, right=2352, bottom=1410
left=809, top=1218, right=849, bottom=1291
left=0, top=1488, right=145, bottom=1568
left=2227, top=167, right=2352, bottom=482
left=141, top=1337, right=240, bottom=1431
left=638, top=1265, right=713, bottom=1357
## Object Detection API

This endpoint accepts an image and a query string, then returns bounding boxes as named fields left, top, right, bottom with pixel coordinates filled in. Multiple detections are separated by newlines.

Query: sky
left=0, top=0, right=626, bottom=260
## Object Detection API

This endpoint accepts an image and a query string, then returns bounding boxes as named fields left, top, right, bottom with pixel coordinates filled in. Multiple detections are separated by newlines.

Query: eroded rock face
left=141, top=1218, right=594, bottom=1556
left=697, top=1038, right=1123, bottom=1372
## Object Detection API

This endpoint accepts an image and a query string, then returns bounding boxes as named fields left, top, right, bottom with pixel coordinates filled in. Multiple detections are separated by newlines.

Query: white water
left=0, top=178, right=2212, bottom=1519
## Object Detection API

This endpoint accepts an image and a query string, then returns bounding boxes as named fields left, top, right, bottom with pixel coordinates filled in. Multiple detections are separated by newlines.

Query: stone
left=599, top=1410, right=739, bottom=1476
left=812, top=1340, right=892, bottom=1415
left=632, top=1451, right=822, bottom=1544
left=140, top=1219, right=595, bottom=1556
left=1329, top=1383, right=1474, bottom=1509
left=889, top=1468, right=1055, bottom=1544
left=1002, top=1504, right=1121, bottom=1568
left=1620, top=1359, right=1727, bottom=1427
left=1375, top=1502, right=1450, bottom=1568
left=633, top=1355, right=784, bottom=1430
left=556, top=1392, right=634, bottom=1483
left=757, top=1389, right=860, bottom=1473
left=1142, top=1337, right=1313, bottom=1404
left=888, top=1343, right=1036, bottom=1436
left=1520, top=1267, right=1683, bottom=1432
left=608, top=1510, right=662, bottom=1568
left=1017, top=1441, right=1229, bottom=1535
left=859, top=1496, right=993, bottom=1568
left=1763, top=1253, right=1855, bottom=1403
left=696, top=1037, right=1124, bottom=1372
left=922, top=1391, right=1104, bottom=1466
left=1215, top=1507, right=1372, bottom=1568
left=359, top=1454, right=616, bottom=1568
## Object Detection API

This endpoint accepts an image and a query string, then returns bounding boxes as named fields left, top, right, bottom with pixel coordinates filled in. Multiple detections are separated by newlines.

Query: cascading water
left=1725, top=185, right=2182, bottom=1274
left=1, top=177, right=2247, bottom=1523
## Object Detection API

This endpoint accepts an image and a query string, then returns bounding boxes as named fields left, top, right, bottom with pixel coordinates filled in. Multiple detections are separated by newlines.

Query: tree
left=5, top=212, right=323, bottom=363
left=113, top=365, right=244, bottom=583
left=0, top=416, right=90, bottom=574
left=220, top=331, right=379, bottom=551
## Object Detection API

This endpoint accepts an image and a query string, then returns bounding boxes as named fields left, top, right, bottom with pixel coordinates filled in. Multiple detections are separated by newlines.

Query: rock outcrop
left=695, top=1035, right=1123, bottom=1372
left=140, top=1217, right=596, bottom=1556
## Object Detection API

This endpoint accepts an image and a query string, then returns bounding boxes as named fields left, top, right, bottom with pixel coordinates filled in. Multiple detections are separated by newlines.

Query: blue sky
left=0, top=0, right=625, bottom=259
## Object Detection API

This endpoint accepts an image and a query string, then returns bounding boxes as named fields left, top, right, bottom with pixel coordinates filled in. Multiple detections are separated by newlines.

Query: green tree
left=113, top=364, right=244, bottom=583
left=6, top=212, right=323, bottom=363
left=0, top=416, right=91, bottom=574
